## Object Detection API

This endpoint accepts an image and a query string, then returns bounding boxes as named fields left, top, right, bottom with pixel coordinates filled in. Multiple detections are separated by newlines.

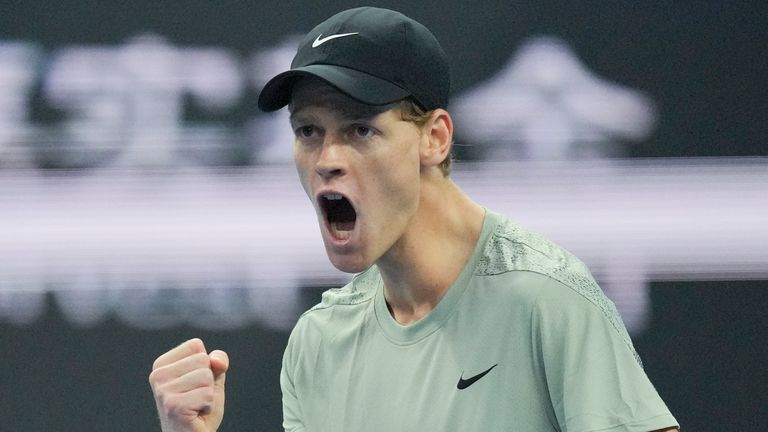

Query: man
left=149, top=7, right=679, bottom=432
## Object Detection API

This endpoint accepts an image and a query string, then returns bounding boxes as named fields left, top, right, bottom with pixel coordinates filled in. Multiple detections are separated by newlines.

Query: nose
left=315, top=136, right=346, bottom=180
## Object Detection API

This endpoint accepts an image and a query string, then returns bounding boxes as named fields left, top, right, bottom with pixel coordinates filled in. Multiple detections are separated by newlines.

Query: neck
left=376, top=175, right=485, bottom=325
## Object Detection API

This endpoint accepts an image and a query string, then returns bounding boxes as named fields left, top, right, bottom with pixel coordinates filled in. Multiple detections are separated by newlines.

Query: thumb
left=203, top=350, right=229, bottom=429
left=209, top=350, right=229, bottom=376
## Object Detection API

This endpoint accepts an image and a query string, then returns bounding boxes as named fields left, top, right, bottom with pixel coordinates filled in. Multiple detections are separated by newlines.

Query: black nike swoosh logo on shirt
left=457, top=364, right=498, bottom=390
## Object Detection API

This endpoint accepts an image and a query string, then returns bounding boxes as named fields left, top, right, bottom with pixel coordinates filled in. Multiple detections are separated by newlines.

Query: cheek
left=370, top=144, right=421, bottom=209
left=394, top=134, right=422, bottom=180
left=293, top=146, right=314, bottom=197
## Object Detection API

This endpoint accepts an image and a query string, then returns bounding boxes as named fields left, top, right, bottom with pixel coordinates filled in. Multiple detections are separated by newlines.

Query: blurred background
left=0, top=1, right=766, bottom=430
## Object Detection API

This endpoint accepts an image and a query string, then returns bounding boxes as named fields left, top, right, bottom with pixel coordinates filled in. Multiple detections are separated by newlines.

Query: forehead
left=289, top=77, right=396, bottom=120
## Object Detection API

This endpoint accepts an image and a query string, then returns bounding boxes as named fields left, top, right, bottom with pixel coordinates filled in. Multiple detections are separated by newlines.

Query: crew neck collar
left=373, top=209, right=500, bottom=344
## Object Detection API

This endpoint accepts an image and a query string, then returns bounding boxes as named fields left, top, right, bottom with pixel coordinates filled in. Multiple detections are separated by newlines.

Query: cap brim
left=257, top=64, right=410, bottom=112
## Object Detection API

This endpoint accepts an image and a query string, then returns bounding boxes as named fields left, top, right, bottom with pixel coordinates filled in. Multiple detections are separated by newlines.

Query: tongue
left=333, top=221, right=355, bottom=231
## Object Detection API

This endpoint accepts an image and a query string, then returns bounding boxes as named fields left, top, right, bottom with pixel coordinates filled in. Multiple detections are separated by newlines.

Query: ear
left=419, top=109, right=453, bottom=168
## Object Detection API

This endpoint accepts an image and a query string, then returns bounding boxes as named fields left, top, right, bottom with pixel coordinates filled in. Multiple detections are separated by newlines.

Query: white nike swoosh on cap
left=312, top=32, right=360, bottom=48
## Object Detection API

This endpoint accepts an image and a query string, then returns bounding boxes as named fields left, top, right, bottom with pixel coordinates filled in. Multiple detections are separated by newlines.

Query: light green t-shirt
left=281, top=210, right=678, bottom=431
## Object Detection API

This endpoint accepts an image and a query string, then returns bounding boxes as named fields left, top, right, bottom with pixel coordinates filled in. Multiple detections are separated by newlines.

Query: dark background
left=1, top=281, right=766, bottom=430
left=2, top=0, right=766, bottom=158
left=1, top=1, right=766, bottom=431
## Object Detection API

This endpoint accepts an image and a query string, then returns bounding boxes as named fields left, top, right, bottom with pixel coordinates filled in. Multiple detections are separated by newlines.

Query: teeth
left=325, top=193, right=343, bottom=200
left=330, top=223, right=352, bottom=240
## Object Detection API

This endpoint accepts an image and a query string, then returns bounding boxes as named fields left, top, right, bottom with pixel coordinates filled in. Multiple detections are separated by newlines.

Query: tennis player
left=149, top=7, right=679, bottom=432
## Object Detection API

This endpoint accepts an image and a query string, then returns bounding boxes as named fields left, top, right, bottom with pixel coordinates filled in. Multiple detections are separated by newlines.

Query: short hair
left=398, top=99, right=453, bottom=176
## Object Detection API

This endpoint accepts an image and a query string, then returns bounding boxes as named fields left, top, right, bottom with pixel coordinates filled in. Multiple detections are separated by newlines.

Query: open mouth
left=320, top=193, right=357, bottom=241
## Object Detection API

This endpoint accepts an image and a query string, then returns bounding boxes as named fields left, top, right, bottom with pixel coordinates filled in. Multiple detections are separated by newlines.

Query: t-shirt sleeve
left=533, top=277, right=679, bottom=432
left=281, top=319, right=306, bottom=432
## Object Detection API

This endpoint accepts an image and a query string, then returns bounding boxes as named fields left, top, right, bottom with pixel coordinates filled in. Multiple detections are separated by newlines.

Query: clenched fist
left=149, top=339, right=229, bottom=432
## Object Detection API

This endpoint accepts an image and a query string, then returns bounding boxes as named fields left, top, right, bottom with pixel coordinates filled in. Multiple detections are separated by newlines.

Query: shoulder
left=477, top=212, right=594, bottom=285
left=476, top=211, right=641, bottom=365
left=290, top=266, right=379, bottom=336
left=283, top=267, right=380, bottom=371
left=477, top=212, right=603, bottom=308
left=309, top=265, right=380, bottom=312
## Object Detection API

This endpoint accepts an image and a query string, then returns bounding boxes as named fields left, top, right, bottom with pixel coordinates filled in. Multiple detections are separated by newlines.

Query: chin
left=326, top=252, right=372, bottom=274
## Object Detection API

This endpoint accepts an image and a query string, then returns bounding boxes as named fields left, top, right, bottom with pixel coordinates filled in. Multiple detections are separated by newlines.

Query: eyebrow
left=289, top=101, right=396, bottom=126
left=289, top=111, right=313, bottom=127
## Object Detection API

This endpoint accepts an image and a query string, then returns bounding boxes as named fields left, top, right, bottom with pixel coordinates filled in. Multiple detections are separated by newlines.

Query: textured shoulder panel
left=476, top=217, right=643, bottom=367
left=305, top=266, right=380, bottom=314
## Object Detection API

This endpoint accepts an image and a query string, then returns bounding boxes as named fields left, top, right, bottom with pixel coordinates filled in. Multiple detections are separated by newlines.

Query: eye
left=353, top=125, right=375, bottom=138
left=295, top=125, right=316, bottom=138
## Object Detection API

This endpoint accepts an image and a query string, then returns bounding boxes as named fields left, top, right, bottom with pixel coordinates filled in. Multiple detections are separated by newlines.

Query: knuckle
left=148, top=368, right=172, bottom=390
left=151, top=356, right=164, bottom=371
left=204, top=386, right=215, bottom=402
left=186, top=338, right=205, bottom=352
left=160, top=394, right=181, bottom=416
left=154, top=383, right=172, bottom=405
left=191, top=351, right=211, bottom=366
left=148, top=365, right=172, bottom=388
left=194, top=366, right=215, bottom=384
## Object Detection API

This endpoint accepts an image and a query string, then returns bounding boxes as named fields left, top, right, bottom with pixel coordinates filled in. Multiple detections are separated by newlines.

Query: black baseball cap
left=257, top=7, right=450, bottom=112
